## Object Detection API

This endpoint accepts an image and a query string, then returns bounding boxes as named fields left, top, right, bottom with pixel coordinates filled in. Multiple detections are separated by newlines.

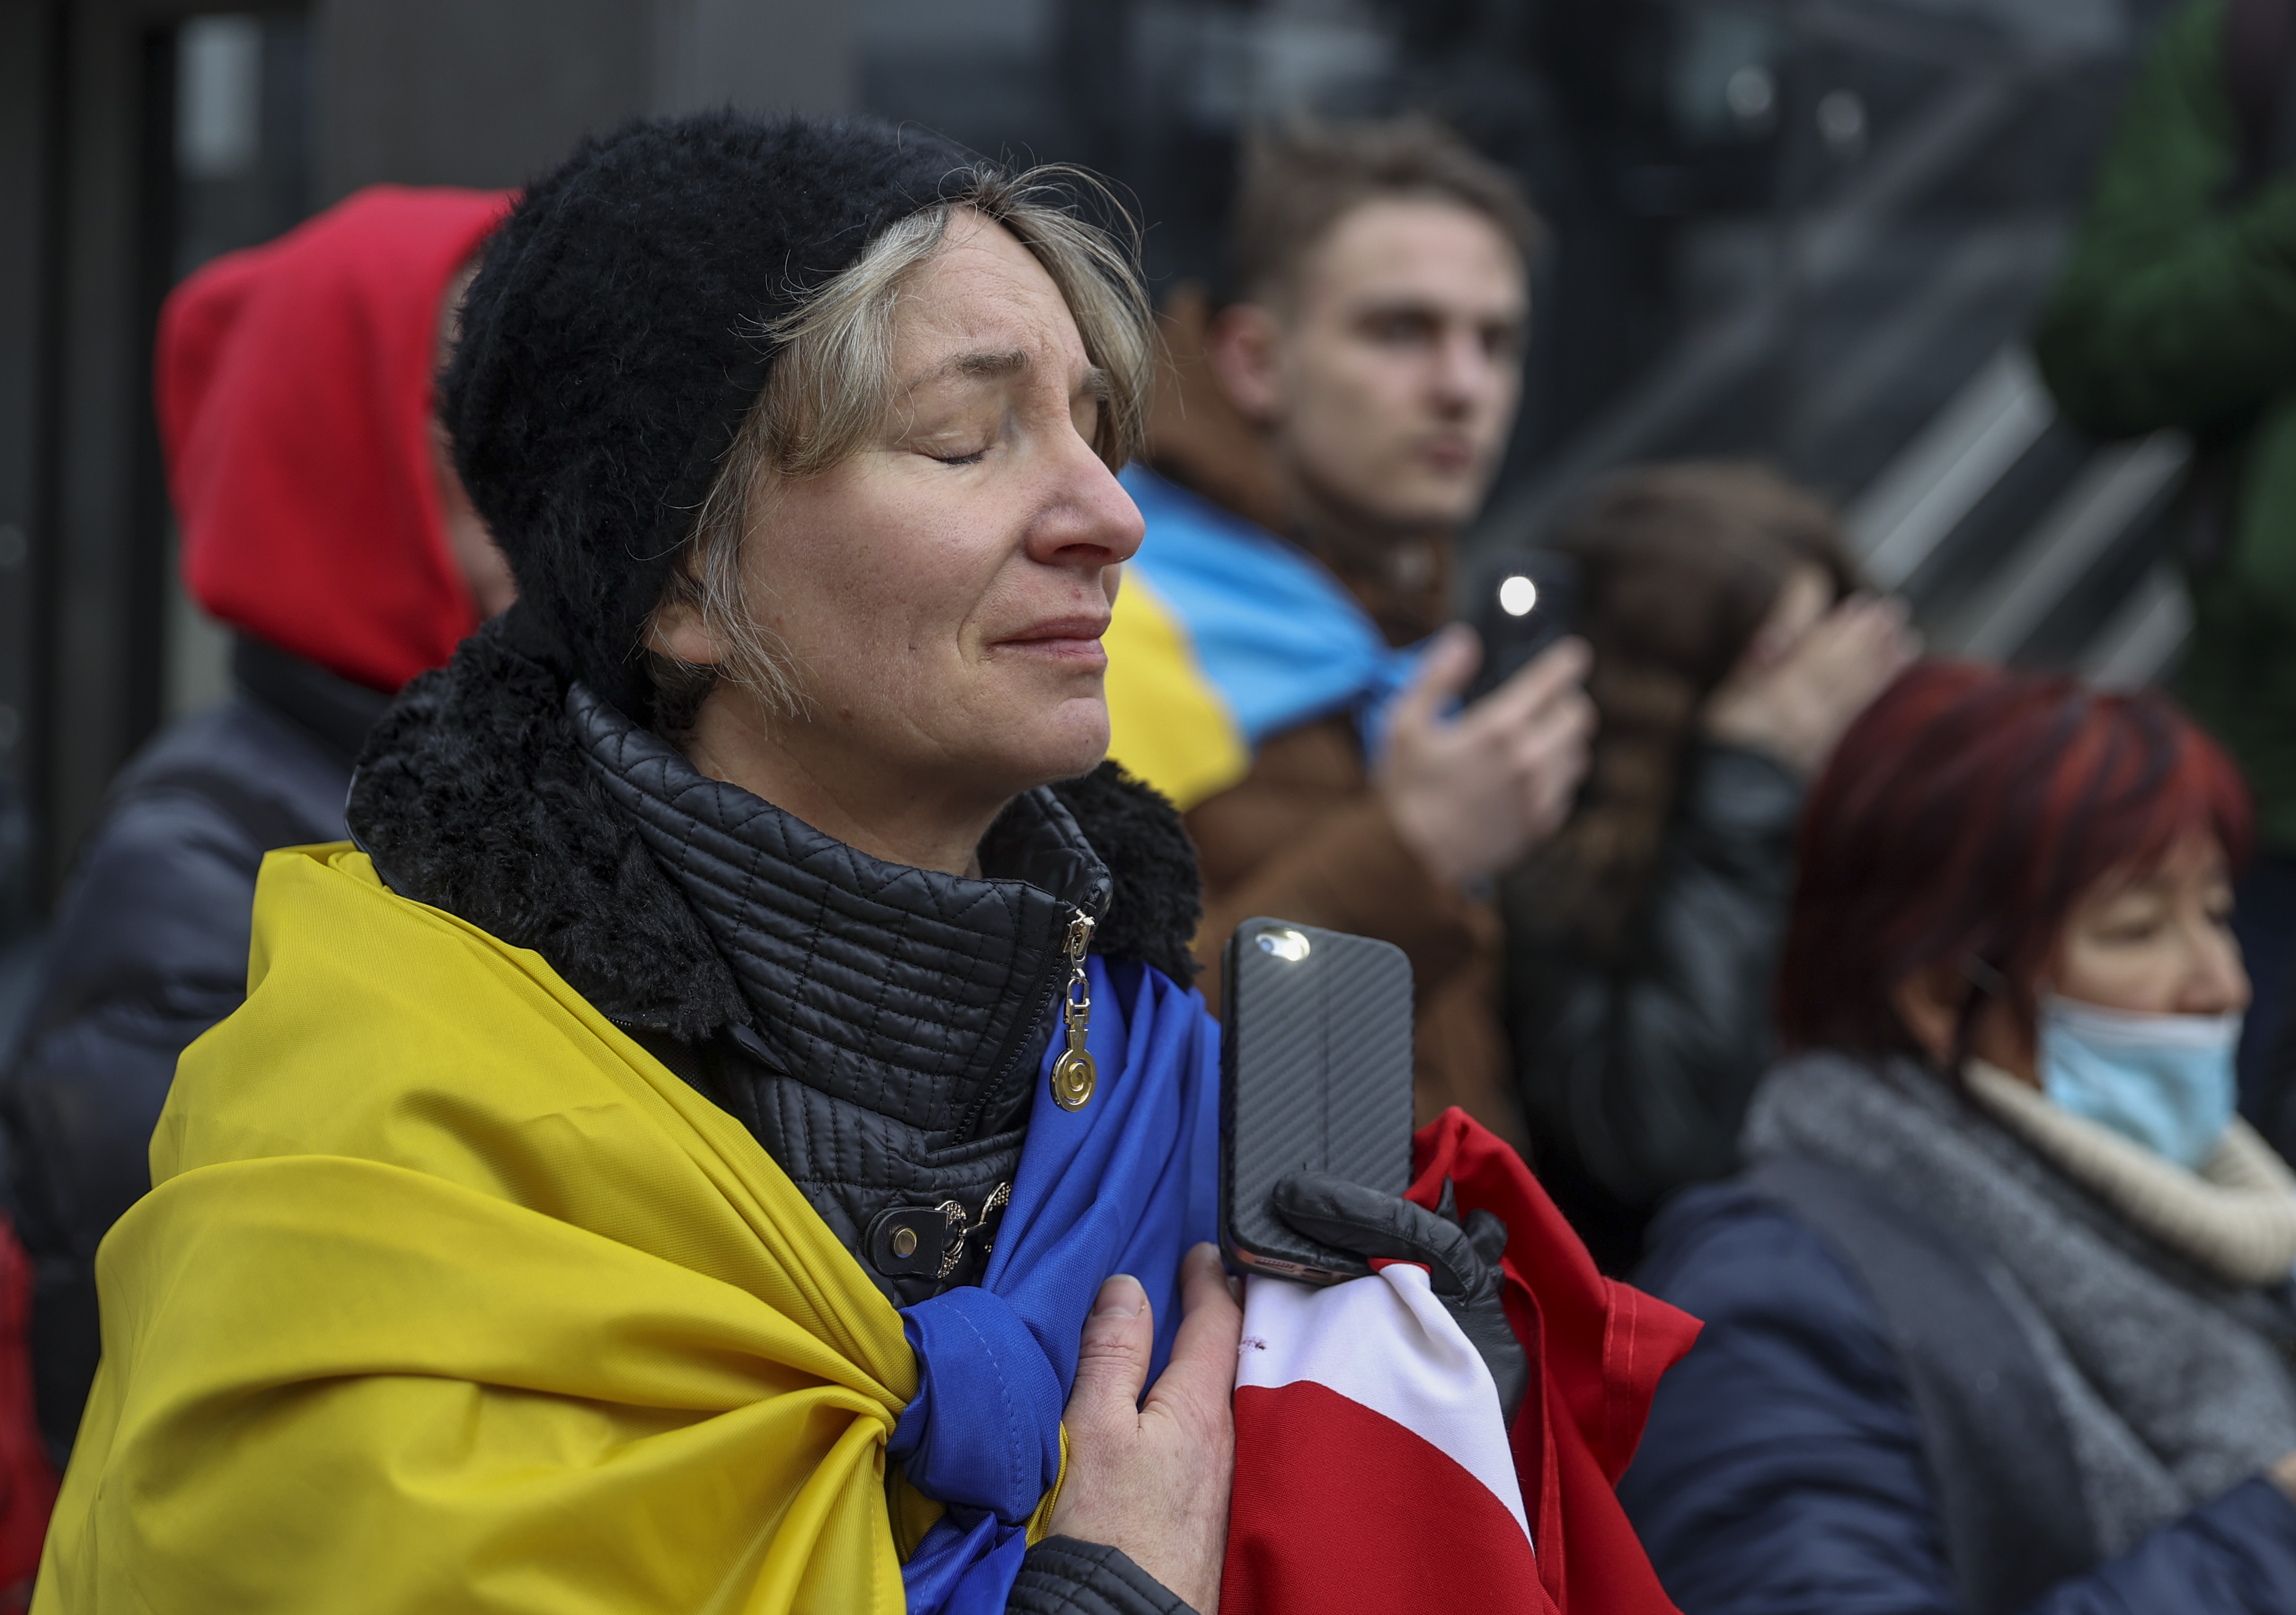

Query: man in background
left=0, top=185, right=512, bottom=1463
left=1105, top=119, right=1592, bottom=1148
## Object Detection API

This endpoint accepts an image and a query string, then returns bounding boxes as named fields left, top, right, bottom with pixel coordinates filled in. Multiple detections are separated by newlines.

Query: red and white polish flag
left=1222, top=1262, right=1544, bottom=1615
left=1219, top=1113, right=1699, bottom=1615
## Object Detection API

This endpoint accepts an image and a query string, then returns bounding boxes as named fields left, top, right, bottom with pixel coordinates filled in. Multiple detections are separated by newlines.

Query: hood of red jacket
left=157, top=184, right=511, bottom=694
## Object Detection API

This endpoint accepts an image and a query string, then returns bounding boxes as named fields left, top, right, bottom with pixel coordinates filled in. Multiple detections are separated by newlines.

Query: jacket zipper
left=954, top=901, right=1089, bottom=1144
left=1049, top=912, right=1098, bottom=1110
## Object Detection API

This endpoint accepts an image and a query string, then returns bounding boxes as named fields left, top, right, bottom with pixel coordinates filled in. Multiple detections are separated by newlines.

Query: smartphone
left=1220, top=917, right=1417, bottom=1286
left=1462, top=548, right=1582, bottom=705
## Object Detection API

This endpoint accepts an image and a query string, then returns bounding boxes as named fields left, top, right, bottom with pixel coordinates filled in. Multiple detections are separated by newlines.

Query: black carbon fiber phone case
left=1220, top=917, right=1416, bottom=1285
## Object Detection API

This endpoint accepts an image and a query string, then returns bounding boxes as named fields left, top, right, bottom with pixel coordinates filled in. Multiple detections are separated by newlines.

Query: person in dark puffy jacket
left=1623, top=660, right=2296, bottom=1614
left=1501, top=462, right=1911, bottom=1272
left=0, top=184, right=512, bottom=1461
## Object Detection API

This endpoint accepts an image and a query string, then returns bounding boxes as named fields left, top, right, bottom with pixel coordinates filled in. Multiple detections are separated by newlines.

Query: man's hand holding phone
left=1377, top=628, right=1594, bottom=887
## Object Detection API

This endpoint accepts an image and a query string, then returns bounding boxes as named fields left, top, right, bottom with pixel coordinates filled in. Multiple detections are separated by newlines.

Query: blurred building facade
left=0, top=0, right=2191, bottom=932
left=0, top=0, right=848, bottom=924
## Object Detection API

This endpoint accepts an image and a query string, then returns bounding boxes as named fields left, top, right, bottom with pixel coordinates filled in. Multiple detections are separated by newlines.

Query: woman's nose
left=2180, top=919, right=2251, bottom=1017
left=1027, top=447, right=1144, bottom=569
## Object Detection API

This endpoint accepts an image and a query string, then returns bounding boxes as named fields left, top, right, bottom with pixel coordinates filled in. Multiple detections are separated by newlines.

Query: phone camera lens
left=1256, top=928, right=1312, bottom=962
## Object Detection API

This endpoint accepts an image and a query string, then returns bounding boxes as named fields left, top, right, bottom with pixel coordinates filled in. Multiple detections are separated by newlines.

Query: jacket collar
left=232, top=633, right=395, bottom=772
left=566, top=682, right=1110, bottom=1133
left=347, top=615, right=1200, bottom=1111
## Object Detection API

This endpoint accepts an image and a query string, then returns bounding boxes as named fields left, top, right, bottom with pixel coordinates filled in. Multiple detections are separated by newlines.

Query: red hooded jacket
left=156, top=184, right=510, bottom=694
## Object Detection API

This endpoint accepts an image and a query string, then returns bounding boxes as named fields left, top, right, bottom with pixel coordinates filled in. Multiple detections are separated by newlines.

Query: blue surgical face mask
left=2035, top=994, right=2241, bottom=1170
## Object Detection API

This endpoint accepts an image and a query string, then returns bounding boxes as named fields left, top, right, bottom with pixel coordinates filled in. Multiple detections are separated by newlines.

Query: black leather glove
left=1272, top=1172, right=1529, bottom=1428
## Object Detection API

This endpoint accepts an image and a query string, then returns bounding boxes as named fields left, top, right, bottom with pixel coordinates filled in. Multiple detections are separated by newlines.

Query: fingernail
left=1092, top=1275, right=1145, bottom=1319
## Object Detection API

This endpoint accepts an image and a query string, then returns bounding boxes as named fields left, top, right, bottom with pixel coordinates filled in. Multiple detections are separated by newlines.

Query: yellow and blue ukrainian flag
left=34, top=845, right=1218, bottom=1615
left=1105, top=467, right=1422, bottom=811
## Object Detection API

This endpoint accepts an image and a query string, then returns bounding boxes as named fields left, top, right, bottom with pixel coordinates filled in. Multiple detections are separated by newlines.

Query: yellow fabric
left=1103, top=572, right=1250, bottom=811
left=1029, top=1426, right=1072, bottom=1540
left=36, top=844, right=942, bottom=1615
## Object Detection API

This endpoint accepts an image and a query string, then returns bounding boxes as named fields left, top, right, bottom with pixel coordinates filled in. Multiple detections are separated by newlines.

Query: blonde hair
left=650, top=164, right=1154, bottom=730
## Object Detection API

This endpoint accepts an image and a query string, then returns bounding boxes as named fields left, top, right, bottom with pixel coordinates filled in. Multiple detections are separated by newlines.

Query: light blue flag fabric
left=1121, top=466, right=1423, bottom=754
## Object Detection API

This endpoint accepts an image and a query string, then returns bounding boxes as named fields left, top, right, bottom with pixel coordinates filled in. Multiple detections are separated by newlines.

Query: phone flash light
left=1498, top=575, right=1538, bottom=617
left=1256, top=928, right=1313, bottom=963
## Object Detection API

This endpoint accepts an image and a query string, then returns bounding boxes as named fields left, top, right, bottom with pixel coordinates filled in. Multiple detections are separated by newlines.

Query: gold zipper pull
left=1051, top=912, right=1097, bottom=1110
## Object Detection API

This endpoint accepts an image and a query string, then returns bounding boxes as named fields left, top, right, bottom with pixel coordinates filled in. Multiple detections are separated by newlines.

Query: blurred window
left=850, top=0, right=2196, bottom=676
left=145, top=11, right=314, bottom=722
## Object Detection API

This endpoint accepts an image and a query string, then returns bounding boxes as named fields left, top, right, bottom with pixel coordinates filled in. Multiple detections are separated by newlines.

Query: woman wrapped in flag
left=34, top=114, right=1694, bottom=1615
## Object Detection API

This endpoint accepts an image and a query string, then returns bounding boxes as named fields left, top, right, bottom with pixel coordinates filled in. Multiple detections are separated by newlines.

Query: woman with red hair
left=1620, top=662, right=2296, bottom=1612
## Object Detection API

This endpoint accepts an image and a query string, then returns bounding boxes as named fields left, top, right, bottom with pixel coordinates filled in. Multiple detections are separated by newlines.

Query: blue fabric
left=1623, top=1182, right=2296, bottom=1614
left=890, top=955, right=1222, bottom=1614
left=891, top=1290, right=1065, bottom=1520
left=1121, top=465, right=1421, bottom=753
left=2038, top=995, right=2240, bottom=1170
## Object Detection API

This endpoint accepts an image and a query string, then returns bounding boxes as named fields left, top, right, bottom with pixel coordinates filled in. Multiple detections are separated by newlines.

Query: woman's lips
left=1420, top=438, right=1475, bottom=473
left=995, top=616, right=1110, bottom=666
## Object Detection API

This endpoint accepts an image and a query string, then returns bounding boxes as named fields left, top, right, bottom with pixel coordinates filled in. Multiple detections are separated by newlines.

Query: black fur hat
left=441, top=112, right=971, bottom=722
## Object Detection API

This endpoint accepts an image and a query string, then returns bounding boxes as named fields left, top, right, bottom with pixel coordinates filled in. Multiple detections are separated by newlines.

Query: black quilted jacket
left=348, top=615, right=1207, bottom=1615
left=1502, top=742, right=1805, bottom=1274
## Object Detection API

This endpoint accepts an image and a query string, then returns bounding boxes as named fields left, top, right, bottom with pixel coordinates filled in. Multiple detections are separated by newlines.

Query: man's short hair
left=1229, top=116, right=1540, bottom=308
